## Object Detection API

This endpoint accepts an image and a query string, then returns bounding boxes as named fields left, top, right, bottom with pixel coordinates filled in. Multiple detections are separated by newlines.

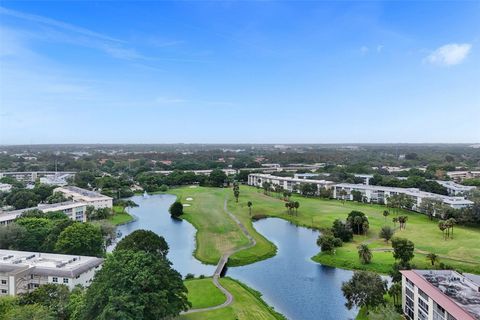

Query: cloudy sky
left=0, top=1, right=479, bottom=144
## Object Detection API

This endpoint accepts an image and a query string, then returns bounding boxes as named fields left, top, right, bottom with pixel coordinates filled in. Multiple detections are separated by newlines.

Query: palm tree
left=447, top=218, right=456, bottom=239
left=357, top=244, right=372, bottom=264
left=392, top=217, right=398, bottom=228
left=247, top=201, right=253, bottom=216
left=426, top=253, right=439, bottom=266
left=362, top=221, right=369, bottom=238
left=383, top=210, right=390, bottom=224
left=353, top=216, right=362, bottom=234
left=294, top=201, right=300, bottom=215
left=388, top=283, right=402, bottom=306
left=438, top=220, right=446, bottom=240
left=339, top=189, right=348, bottom=204
left=285, top=202, right=291, bottom=214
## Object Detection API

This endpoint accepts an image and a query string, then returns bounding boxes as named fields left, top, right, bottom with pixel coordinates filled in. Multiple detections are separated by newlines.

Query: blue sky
left=0, top=1, right=479, bottom=144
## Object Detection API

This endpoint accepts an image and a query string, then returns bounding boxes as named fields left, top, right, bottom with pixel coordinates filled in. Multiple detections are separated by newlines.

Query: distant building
left=435, top=180, right=476, bottom=196
left=0, top=183, right=12, bottom=193
left=353, top=174, right=374, bottom=185
left=332, top=183, right=473, bottom=210
left=40, top=173, right=74, bottom=186
left=54, top=186, right=113, bottom=209
left=247, top=173, right=335, bottom=194
left=0, top=171, right=76, bottom=183
left=0, top=249, right=102, bottom=296
left=401, top=270, right=480, bottom=320
left=0, top=201, right=88, bottom=225
left=447, top=171, right=480, bottom=182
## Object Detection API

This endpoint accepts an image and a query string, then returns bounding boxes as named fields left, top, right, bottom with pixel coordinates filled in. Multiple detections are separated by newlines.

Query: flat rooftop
left=416, top=270, right=480, bottom=320
left=0, top=249, right=103, bottom=277
left=56, top=186, right=112, bottom=200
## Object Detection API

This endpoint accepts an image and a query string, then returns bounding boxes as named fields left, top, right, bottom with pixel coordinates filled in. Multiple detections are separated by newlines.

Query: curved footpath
left=182, top=199, right=257, bottom=314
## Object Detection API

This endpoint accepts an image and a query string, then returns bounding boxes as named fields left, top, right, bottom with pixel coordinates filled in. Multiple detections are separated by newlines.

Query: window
left=406, top=287, right=414, bottom=299
left=406, top=278, right=414, bottom=289
left=52, top=277, right=58, bottom=283
left=1, top=280, right=6, bottom=285
left=418, top=297, right=429, bottom=313
left=63, top=278, right=69, bottom=284
left=30, top=274, right=34, bottom=279
left=1, top=289, right=6, bottom=294
left=418, top=288, right=429, bottom=301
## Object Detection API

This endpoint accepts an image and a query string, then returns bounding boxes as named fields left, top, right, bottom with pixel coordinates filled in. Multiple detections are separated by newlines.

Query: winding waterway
left=113, top=194, right=356, bottom=320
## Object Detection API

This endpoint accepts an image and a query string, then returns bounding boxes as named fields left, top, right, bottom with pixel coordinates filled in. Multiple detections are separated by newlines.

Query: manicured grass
left=184, top=278, right=226, bottom=309
left=108, top=205, right=134, bottom=225
left=168, top=187, right=252, bottom=265
left=168, top=185, right=480, bottom=273
left=180, top=277, right=285, bottom=320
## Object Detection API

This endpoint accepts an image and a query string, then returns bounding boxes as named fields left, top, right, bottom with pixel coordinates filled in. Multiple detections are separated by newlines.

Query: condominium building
left=332, top=183, right=473, bottom=210
left=401, top=270, right=480, bottom=320
left=435, top=180, right=476, bottom=196
left=0, top=201, right=89, bottom=225
left=447, top=171, right=480, bottom=182
left=0, top=249, right=102, bottom=296
left=54, top=186, right=113, bottom=209
left=247, top=173, right=335, bottom=194
left=0, top=171, right=75, bottom=183
left=0, top=183, right=12, bottom=193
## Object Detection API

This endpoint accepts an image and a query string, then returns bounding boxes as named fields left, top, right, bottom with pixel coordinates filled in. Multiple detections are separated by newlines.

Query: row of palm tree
left=438, top=218, right=456, bottom=240
left=285, top=201, right=300, bottom=215
left=392, top=216, right=408, bottom=230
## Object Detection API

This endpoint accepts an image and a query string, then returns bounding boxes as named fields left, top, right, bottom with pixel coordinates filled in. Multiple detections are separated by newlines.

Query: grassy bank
left=181, top=277, right=285, bottom=320
left=184, top=278, right=226, bottom=309
left=168, top=185, right=480, bottom=273
left=109, top=205, right=134, bottom=225
left=168, top=187, right=276, bottom=266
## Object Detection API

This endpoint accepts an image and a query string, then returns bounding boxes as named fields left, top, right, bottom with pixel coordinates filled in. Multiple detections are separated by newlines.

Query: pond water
left=113, top=194, right=356, bottom=320
left=111, top=194, right=215, bottom=276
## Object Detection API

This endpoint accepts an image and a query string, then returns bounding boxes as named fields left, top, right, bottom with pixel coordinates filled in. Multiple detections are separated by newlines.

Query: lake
left=113, top=194, right=356, bottom=320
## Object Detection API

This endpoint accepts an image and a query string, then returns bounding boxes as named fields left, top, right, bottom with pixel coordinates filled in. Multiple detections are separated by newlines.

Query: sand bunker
left=186, top=197, right=193, bottom=201
left=183, top=204, right=191, bottom=207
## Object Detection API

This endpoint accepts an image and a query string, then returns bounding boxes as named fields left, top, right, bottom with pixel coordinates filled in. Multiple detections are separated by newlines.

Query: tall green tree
left=341, top=271, right=387, bottom=310
left=82, top=250, right=189, bottom=320
left=115, top=229, right=169, bottom=259
left=18, top=284, right=71, bottom=320
left=247, top=201, right=253, bottom=216
left=357, top=244, right=372, bottom=264
left=169, top=201, right=184, bottom=218
left=55, top=223, right=104, bottom=257
left=391, top=237, right=415, bottom=265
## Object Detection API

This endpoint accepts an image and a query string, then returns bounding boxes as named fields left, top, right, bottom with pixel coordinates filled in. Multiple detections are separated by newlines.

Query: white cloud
left=425, top=43, right=472, bottom=66
left=360, top=46, right=369, bottom=55
left=376, top=44, right=384, bottom=52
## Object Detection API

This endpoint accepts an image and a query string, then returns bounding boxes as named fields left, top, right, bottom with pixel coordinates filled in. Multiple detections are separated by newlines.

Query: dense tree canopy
left=169, top=201, right=184, bottom=218
left=115, top=230, right=169, bottom=259
left=342, top=271, right=387, bottom=310
left=55, top=223, right=104, bottom=257
left=82, top=250, right=189, bottom=320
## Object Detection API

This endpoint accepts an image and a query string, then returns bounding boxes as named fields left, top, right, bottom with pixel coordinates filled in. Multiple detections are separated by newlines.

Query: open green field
left=168, top=187, right=276, bottom=266
left=180, top=277, right=285, bottom=320
left=184, top=278, right=226, bottom=309
left=109, top=205, right=135, bottom=225
left=169, top=185, right=480, bottom=273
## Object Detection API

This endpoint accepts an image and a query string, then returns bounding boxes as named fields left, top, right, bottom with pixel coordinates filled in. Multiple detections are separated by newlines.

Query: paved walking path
left=181, top=199, right=256, bottom=314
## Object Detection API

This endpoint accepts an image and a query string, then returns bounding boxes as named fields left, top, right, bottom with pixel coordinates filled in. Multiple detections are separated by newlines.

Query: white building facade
left=401, top=270, right=479, bottom=320
left=0, top=249, right=102, bottom=296
left=247, top=173, right=335, bottom=194
left=54, top=186, right=113, bottom=209
left=332, top=183, right=473, bottom=210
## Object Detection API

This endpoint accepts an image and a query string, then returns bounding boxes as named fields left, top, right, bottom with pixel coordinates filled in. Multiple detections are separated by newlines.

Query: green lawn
left=184, top=278, right=226, bottom=309
left=168, top=186, right=480, bottom=273
left=180, top=277, right=285, bottom=320
left=108, top=205, right=134, bottom=225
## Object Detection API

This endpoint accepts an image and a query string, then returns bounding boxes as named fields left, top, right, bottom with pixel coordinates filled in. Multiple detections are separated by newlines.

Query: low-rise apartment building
left=435, top=180, right=476, bottom=196
left=54, top=186, right=113, bottom=209
left=247, top=173, right=335, bottom=194
left=401, top=270, right=480, bottom=320
left=332, top=184, right=473, bottom=210
left=0, top=249, right=102, bottom=296
left=0, top=201, right=89, bottom=225
left=447, top=171, right=480, bottom=182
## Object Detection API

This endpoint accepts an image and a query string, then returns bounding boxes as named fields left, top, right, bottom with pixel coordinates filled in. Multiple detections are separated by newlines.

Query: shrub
left=185, top=273, right=194, bottom=280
